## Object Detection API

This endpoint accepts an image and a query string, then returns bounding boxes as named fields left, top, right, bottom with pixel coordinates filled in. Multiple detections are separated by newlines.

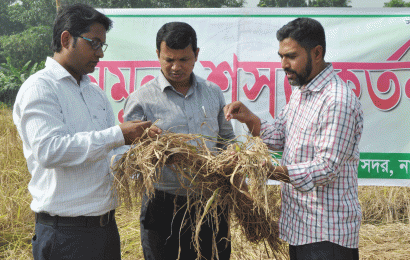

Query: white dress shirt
left=13, top=57, right=126, bottom=216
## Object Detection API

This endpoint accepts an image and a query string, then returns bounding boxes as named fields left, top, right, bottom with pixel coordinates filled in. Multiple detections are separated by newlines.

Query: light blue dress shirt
left=123, top=72, right=235, bottom=195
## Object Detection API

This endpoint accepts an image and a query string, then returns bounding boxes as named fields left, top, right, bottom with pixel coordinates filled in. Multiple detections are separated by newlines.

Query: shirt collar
left=158, top=71, right=197, bottom=94
left=45, top=57, right=91, bottom=86
left=302, top=63, right=334, bottom=93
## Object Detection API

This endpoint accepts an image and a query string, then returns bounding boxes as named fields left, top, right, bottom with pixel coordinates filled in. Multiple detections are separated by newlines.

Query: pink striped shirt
left=260, top=64, right=363, bottom=248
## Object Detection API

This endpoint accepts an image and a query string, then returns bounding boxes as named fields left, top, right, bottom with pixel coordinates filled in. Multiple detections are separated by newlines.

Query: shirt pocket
left=198, top=116, right=218, bottom=135
left=198, top=116, right=220, bottom=150
left=91, top=106, right=108, bottom=130
left=295, top=105, right=319, bottom=136
left=291, top=111, right=318, bottom=161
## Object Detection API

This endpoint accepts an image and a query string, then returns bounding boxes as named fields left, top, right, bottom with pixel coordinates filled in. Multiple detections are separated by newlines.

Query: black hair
left=276, top=18, right=326, bottom=58
left=156, top=22, right=197, bottom=53
left=52, top=3, right=112, bottom=53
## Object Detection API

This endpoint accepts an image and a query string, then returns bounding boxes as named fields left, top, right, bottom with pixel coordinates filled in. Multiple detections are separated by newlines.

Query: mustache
left=284, top=68, right=297, bottom=74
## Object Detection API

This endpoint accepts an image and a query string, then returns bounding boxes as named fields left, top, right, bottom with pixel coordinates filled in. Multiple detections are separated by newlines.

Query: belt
left=35, top=210, right=115, bottom=228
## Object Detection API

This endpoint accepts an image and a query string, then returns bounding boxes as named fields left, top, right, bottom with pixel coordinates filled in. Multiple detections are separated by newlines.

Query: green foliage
left=0, top=0, right=56, bottom=37
left=0, top=2, right=26, bottom=36
left=0, top=58, right=45, bottom=106
left=0, top=25, right=53, bottom=68
left=0, top=0, right=55, bottom=69
left=10, top=0, right=57, bottom=28
left=258, top=0, right=351, bottom=7
left=308, top=0, right=351, bottom=7
left=258, top=0, right=307, bottom=7
left=172, top=0, right=245, bottom=7
left=59, top=0, right=151, bottom=8
left=61, top=0, right=244, bottom=8
left=384, top=0, right=410, bottom=7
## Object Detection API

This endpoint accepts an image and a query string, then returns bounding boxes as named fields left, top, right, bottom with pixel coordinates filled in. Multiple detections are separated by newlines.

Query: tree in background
left=13, top=0, right=57, bottom=28
left=61, top=0, right=244, bottom=8
left=1, top=26, right=51, bottom=69
left=0, top=0, right=55, bottom=67
left=0, top=1, right=25, bottom=36
left=308, top=0, right=350, bottom=7
left=258, top=0, right=307, bottom=7
left=258, top=0, right=351, bottom=7
left=384, top=0, right=410, bottom=7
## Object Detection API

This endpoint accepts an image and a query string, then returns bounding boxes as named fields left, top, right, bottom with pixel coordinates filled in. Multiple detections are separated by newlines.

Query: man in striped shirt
left=224, top=18, right=363, bottom=260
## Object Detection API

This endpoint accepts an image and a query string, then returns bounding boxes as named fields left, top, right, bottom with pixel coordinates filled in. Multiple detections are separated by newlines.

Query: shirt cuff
left=286, top=162, right=314, bottom=192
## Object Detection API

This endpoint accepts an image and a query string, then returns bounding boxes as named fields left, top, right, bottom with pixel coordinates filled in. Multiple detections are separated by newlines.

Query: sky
left=244, top=0, right=389, bottom=8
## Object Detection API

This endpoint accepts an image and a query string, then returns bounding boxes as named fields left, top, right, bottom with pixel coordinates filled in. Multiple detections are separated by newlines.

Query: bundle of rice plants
left=112, top=127, right=287, bottom=259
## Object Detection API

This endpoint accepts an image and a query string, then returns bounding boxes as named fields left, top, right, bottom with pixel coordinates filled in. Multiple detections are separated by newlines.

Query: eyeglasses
left=78, top=36, right=108, bottom=52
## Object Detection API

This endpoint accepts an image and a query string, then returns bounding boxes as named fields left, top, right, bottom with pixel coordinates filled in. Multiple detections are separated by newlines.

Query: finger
left=148, top=126, right=162, bottom=137
left=151, top=125, right=162, bottom=134
left=223, top=104, right=230, bottom=119
left=129, top=120, right=144, bottom=123
left=224, top=103, right=236, bottom=121
left=134, top=120, right=152, bottom=128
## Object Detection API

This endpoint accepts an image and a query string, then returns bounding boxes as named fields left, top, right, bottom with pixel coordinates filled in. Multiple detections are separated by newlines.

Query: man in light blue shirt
left=123, top=22, right=235, bottom=259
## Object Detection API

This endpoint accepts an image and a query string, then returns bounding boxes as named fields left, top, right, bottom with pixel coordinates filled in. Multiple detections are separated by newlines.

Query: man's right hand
left=119, top=120, right=162, bottom=145
left=224, top=101, right=261, bottom=136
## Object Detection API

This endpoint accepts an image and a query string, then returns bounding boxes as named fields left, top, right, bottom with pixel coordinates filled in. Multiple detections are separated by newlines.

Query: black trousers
left=140, top=190, right=231, bottom=260
left=289, top=241, right=359, bottom=260
left=32, top=214, right=121, bottom=260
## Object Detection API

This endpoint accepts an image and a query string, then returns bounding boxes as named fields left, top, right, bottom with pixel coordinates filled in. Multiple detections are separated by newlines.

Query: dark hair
left=156, top=22, right=197, bottom=53
left=277, top=18, right=326, bottom=58
left=52, top=3, right=112, bottom=53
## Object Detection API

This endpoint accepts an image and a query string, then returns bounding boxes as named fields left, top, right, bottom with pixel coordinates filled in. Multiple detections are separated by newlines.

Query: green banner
left=359, top=153, right=410, bottom=179
left=271, top=152, right=410, bottom=179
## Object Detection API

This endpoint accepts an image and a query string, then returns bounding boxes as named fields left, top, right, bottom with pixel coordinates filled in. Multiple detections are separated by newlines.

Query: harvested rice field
left=1, top=107, right=410, bottom=259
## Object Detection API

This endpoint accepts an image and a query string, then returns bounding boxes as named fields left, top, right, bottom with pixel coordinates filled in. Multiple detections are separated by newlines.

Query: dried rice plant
left=359, top=186, right=410, bottom=224
left=112, top=127, right=288, bottom=259
left=360, top=223, right=410, bottom=260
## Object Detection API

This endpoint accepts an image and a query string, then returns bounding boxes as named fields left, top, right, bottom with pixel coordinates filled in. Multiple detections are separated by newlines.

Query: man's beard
left=285, top=54, right=312, bottom=88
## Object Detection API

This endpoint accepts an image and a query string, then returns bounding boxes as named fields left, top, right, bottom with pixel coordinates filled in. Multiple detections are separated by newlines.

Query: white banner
left=92, top=8, right=410, bottom=186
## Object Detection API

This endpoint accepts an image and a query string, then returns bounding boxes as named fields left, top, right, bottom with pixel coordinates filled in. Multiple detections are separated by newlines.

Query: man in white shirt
left=13, top=4, right=160, bottom=260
